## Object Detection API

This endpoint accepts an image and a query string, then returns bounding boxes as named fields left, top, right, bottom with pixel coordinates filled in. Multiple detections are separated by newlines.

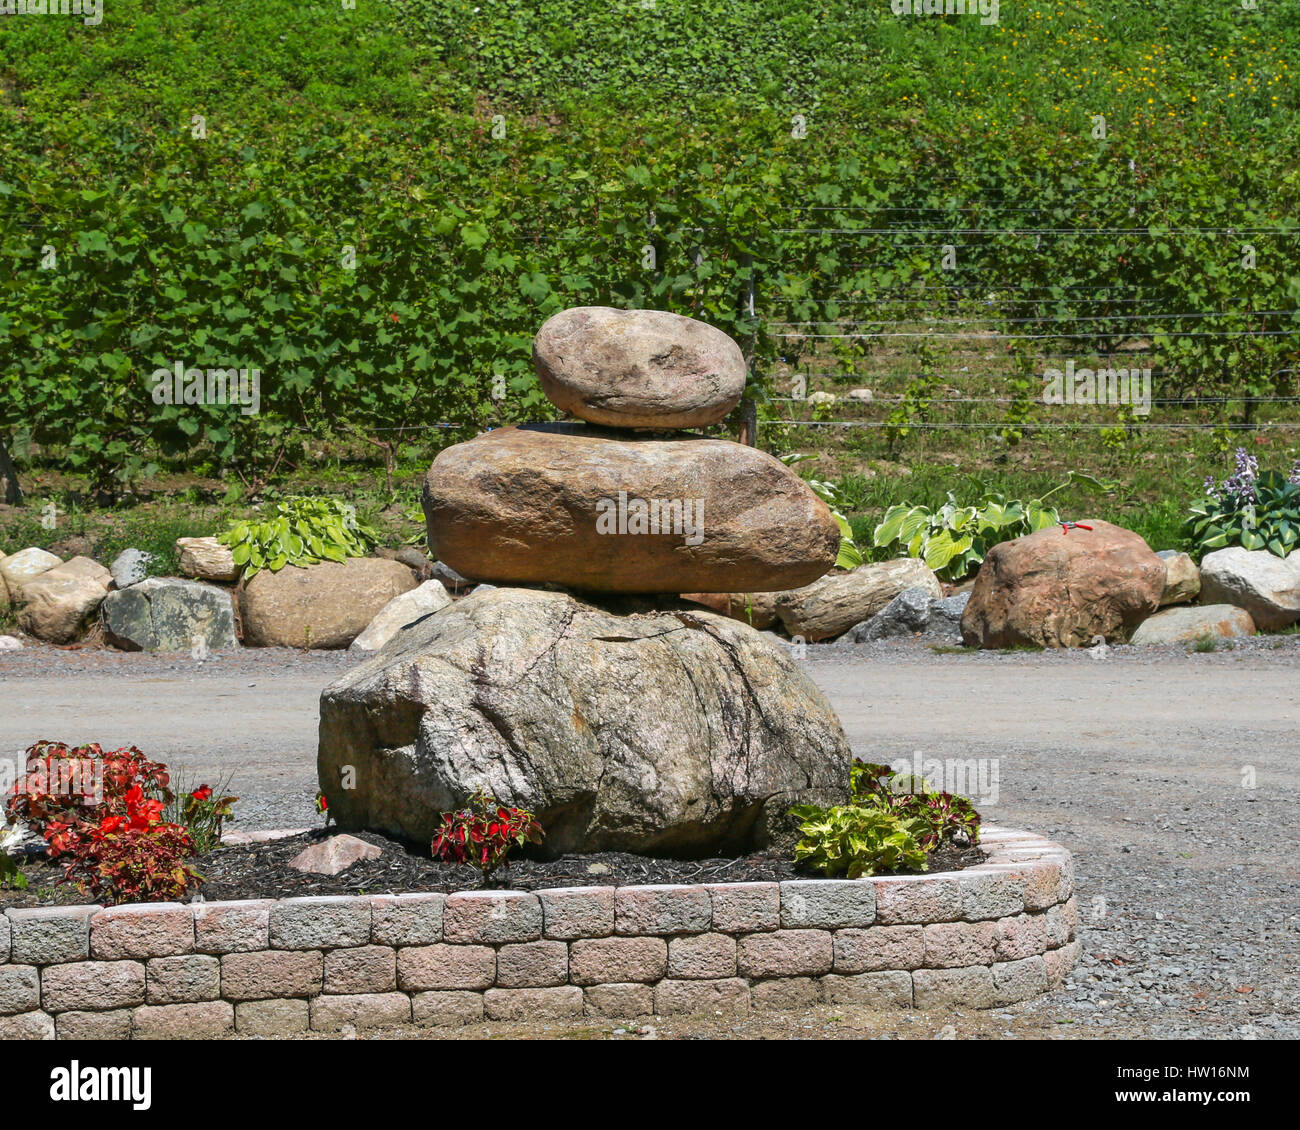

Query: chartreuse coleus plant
left=789, top=760, right=981, bottom=879
left=218, top=497, right=380, bottom=578
left=871, top=473, right=1110, bottom=581
left=1185, top=448, right=1300, bottom=560
left=779, top=453, right=864, bottom=570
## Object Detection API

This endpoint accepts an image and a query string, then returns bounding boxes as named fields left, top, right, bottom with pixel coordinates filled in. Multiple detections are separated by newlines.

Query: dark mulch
left=0, top=831, right=987, bottom=907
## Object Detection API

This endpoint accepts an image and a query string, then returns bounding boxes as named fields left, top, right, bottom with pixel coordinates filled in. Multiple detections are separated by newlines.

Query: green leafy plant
left=789, top=758, right=983, bottom=878
left=1185, top=449, right=1300, bottom=559
left=218, top=496, right=380, bottom=578
left=780, top=453, right=864, bottom=569
left=789, top=804, right=929, bottom=879
left=870, top=474, right=1108, bottom=581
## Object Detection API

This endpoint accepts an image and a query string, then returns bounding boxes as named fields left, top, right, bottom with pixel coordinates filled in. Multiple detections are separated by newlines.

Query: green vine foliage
left=217, top=497, right=379, bottom=578
left=0, top=1, right=1297, bottom=489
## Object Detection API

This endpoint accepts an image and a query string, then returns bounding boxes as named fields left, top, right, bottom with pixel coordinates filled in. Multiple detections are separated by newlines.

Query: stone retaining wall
left=0, top=828, right=1078, bottom=1039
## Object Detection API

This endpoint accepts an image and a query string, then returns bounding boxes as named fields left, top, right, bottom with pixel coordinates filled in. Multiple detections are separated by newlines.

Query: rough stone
left=132, top=1001, right=234, bottom=1039
left=411, top=990, right=484, bottom=1027
left=833, top=925, right=924, bottom=973
left=962, top=520, right=1166, bottom=648
left=17, top=558, right=111, bottom=643
left=569, top=937, right=667, bottom=985
left=422, top=423, right=840, bottom=593
left=145, top=955, right=221, bottom=1004
left=369, top=893, right=445, bottom=948
left=287, top=834, right=382, bottom=876
left=442, top=891, right=543, bottom=944
left=532, top=306, right=747, bottom=430
left=1129, top=604, right=1256, bottom=645
left=109, top=548, right=155, bottom=589
left=100, top=577, right=238, bottom=652
left=653, top=978, right=749, bottom=1015
left=849, top=586, right=934, bottom=642
left=583, top=982, right=655, bottom=1017
left=396, top=944, right=495, bottom=991
left=777, top=559, right=943, bottom=641
left=310, top=992, right=411, bottom=1031
left=323, top=946, right=397, bottom=994
left=667, top=933, right=737, bottom=980
left=0, top=547, right=61, bottom=602
left=1156, top=550, right=1200, bottom=605
left=41, top=961, right=145, bottom=1012
left=348, top=580, right=452, bottom=654
left=484, top=985, right=584, bottom=1021
left=269, top=896, right=371, bottom=950
left=678, top=591, right=781, bottom=631
left=219, top=950, right=323, bottom=1000
left=241, top=557, right=418, bottom=649
left=175, top=536, right=241, bottom=583
left=537, top=887, right=615, bottom=940
left=1197, top=546, right=1300, bottom=630
left=736, top=930, right=833, bottom=978
left=319, top=588, right=851, bottom=855
left=822, top=970, right=914, bottom=1008
left=779, top=880, right=875, bottom=929
left=707, top=883, right=780, bottom=934
left=494, top=941, right=569, bottom=988
left=7, top=906, right=96, bottom=965
left=235, top=998, right=310, bottom=1036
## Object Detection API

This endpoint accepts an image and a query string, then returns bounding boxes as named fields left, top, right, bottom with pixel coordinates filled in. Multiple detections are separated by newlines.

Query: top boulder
left=533, top=306, right=747, bottom=429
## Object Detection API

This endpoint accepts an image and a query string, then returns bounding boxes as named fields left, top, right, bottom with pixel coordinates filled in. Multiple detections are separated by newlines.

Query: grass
left=1192, top=634, right=1219, bottom=652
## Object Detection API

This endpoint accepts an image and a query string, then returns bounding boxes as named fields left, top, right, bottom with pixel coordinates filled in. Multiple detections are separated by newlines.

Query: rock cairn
left=421, top=306, right=841, bottom=594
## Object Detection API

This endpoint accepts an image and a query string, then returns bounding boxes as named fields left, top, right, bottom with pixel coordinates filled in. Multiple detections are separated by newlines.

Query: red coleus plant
left=58, top=786, right=200, bottom=905
left=431, top=789, right=544, bottom=882
left=6, top=740, right=172, bottom=843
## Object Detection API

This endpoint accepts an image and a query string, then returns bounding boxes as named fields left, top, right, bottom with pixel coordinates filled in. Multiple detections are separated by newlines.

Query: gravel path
left=2, top=636, right=1297, bottom=1039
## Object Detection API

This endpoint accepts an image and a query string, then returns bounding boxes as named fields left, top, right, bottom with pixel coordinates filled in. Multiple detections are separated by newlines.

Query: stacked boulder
left=422, top=307, right=841, bottom=592
left=321, top=307, right=852, bottom=854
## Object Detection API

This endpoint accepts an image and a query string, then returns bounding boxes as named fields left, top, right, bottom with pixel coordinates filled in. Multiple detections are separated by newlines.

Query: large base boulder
left=961, top=520, right=1165, bottom=648
left=240, top=557, right=418, bottom=649
left=423, top=423, right=840, bottom=594
left=101, top=577, right=238, bottom=652
left=775, top=558, right=942, bottom=641
left=1198, top=547, right=1300, bottom=630
left=1129, top=604, right=1255, bottom=645
left=318, top=587, right=851, bottom=856
left=17, top=556, right=111, bottom=643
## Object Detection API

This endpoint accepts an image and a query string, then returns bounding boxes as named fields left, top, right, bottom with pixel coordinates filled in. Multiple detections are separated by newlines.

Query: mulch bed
left=0, top=830, right=987, bottom=908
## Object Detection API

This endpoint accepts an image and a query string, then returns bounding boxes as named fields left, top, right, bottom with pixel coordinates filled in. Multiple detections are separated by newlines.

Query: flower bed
left=0, top=827, right=1077, bottom=1039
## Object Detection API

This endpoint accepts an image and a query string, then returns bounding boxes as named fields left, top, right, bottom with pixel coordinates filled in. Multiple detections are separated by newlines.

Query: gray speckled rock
left=533, top=306, right=747, bottom=429
left=109, top=548, right=155, bottom=589
left=776, top=558, right=942, bottom=641
left=101, top=577, right=238, bottom=652
left=849, top=587, right=934, bottom=642
left=319, top=587, right=850, bottom=855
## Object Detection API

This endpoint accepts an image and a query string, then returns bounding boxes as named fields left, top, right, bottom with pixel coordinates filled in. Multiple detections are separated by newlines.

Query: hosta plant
left=789, top=803, right=929, bottom=879
left=431, top=789, right=545, bottom=881
left=218, top=496, right=380, bottom=579
left=870, top=473, right=1118, bottom=581
left=780, top=453, right=864, bottom=569
left=1185, top=449, right=1300, bottom=559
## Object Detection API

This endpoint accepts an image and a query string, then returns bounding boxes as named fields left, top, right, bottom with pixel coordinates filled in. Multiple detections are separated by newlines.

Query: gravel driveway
left=2, top=636, right=1297, bottom=1040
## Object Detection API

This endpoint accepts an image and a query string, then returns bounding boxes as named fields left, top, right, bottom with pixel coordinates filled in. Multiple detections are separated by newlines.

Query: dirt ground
left=2, top=639, right=1297, bottom=1039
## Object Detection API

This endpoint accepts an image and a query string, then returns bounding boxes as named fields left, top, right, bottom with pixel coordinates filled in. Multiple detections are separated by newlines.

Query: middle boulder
left=422, top=423, right=840, bottom=593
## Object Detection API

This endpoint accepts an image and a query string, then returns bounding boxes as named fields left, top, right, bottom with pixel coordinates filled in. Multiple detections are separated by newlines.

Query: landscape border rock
left=0, top=828, right=1076, bottom=1038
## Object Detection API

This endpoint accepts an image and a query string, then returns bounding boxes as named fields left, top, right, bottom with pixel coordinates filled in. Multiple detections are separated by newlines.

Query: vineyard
left=1, top=0, right=1298, bottom=537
